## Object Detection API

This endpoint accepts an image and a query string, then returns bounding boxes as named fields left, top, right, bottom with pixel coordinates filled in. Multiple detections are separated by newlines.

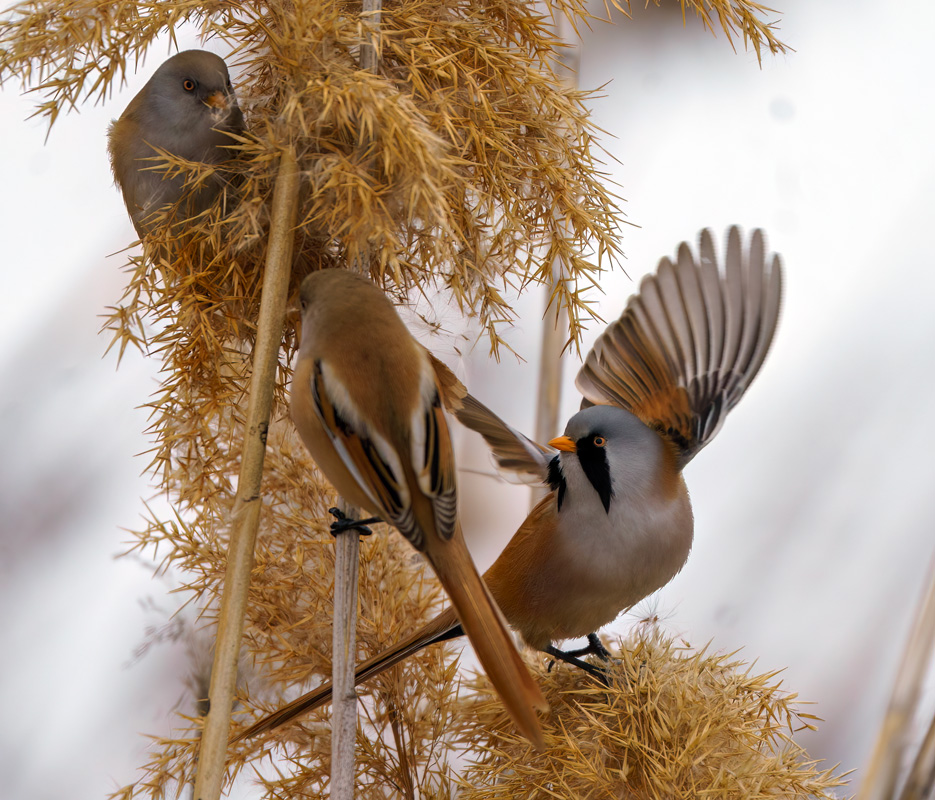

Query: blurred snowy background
left=2, top=1, right=934, bottom=797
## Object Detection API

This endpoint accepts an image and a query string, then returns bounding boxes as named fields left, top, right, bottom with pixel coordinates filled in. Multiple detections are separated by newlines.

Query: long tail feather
left=230, top=608, right=462, bottom=743
left=426, top=525, right=548, bottom=749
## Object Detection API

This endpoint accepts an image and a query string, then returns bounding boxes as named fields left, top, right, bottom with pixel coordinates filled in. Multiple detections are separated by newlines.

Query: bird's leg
left=328, top=506, right=381, bottom=537
left=561, top=632, right=612, bottom=662
left=544, top=645, right=610, bottom=685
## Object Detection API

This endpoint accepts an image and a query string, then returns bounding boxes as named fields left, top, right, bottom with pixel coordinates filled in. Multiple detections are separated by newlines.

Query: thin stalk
left=331, top=501, right=362, bottom=800
left=532, top=12, right=578, bottom=506
left=859, top=557, right=935, bottom=800
left=897, top=708, right=935, bottom=800
left=330, top=2, right=382, bottom=797
left=192, top=149, right=300, bottom=800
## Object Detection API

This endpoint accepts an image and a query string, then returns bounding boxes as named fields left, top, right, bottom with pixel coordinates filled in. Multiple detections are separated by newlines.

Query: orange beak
left=205, top=90, right=230, bottom=110
left=548, top=435, right=577, bottom=453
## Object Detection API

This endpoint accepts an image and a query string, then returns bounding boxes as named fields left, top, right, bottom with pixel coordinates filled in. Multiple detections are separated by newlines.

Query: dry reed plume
left=457, top=628, right=845, bottom=800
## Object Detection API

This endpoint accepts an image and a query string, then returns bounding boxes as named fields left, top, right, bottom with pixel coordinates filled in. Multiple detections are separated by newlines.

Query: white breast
left=545, top=447, right=694, bottom=639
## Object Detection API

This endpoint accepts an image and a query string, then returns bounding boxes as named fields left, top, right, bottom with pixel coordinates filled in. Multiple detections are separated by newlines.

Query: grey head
left=108, top=50, right=246, bottom=235
left=132, top=49, right=244, bottom=161
left=548, top=404, right=668, bottom=514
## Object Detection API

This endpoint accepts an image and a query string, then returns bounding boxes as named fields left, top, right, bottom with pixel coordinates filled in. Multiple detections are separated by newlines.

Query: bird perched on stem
left=233, top=226, right=782, bottom=743
left=287, top=268, right=548, bottom=749
left=107, top=49, right=245, bottom=237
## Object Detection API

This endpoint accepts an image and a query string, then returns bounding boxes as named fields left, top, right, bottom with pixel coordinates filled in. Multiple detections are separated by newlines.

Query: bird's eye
left=299, top=298, right=308, bottom=312
left=593, top=435, right=606, bottom=447
left=182, top=78, right=197, bottom=92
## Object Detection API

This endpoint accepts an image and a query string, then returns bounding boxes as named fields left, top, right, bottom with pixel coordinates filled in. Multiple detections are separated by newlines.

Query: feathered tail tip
left=453, top=626, right=849, bottom=799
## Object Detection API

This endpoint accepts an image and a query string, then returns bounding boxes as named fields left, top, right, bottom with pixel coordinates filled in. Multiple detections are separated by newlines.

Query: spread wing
left=452, top=393, right=553, bottom=483
left=425, top=350, right=468, bottom=412
left=427, top=350, right=552, bottom=484
left=576, top=226, right=783, bottom=467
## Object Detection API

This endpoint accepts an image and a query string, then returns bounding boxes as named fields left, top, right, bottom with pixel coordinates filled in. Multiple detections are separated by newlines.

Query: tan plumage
left=288, top=269, right=546, bottom=748
left=234, top=228, right=782, bottom=742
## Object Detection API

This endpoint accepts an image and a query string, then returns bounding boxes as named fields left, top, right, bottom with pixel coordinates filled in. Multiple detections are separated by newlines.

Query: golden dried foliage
left=655, top=0, right=788, bottom=63
left=118, top=510, right=465, bottom=800
left=0, top=0, right=797, bottom=797
left=0, top=0, right=631, bottom=354
left=114, top=623, right=847, bottom=799
left=457, top=628, right=846, bottom=800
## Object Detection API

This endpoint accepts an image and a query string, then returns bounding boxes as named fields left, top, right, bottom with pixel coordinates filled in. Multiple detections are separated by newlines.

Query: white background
left=2, top=1, right=934, bottom=796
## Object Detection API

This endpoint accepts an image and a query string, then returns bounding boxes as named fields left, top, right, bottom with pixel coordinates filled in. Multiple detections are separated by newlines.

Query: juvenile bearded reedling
left=107, top=49, right=245, bottom=237
left=233, top=225, right=783, bottom=742
left=286, top=268, right=548, bottom=749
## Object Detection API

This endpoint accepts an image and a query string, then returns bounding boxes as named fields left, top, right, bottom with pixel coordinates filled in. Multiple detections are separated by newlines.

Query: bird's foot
left=328, top=507, right=380, bottom=537
left=562, top=632, right=612, bottom=662
left=544, top=644, right=610, bottom=686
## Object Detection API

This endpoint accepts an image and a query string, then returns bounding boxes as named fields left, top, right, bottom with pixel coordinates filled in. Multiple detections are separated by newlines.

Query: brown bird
left=234, top=227, right=782, bottom=742
left=287, top=268, right=547, bottom=748
left=107, top=49, right=245, bottom=237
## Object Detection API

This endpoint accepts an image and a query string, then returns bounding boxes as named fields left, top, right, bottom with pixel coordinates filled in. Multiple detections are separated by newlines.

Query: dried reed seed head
left=3, top=0, right=786, bottom=366
left=456, top=629, right=844, bottom=800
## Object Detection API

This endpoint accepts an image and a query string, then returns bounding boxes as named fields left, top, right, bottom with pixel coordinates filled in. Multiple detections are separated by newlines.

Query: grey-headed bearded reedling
left=107, top=50, right=245, bottom=237
left=232, top=225, right=783, bottom=744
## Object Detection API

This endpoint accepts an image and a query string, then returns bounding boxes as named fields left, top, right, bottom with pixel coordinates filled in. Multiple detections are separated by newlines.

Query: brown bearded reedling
left=288, top=269, right=548, bottom=749
left=234, top=227, right=782, bottom=744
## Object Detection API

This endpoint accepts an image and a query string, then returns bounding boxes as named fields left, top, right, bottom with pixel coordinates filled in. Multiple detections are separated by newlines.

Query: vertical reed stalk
left=532, top=11, right=578, bottom=505
left=330, top=3, right=382, bottom=796
left=331, top=501, right=362, bottom=800
left=192, top=150, right=300, bottom=800
left=859, top=557, right=935, bottom=800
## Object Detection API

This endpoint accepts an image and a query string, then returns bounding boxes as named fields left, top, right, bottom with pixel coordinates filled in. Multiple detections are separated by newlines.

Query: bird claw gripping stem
left=328, top=506, right=380, bottom=537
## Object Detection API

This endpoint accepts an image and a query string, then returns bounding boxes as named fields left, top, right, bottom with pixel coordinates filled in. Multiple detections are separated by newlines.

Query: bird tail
left=426, top=525, right=548, bottom=749
left=230, top=607, right=462, bottom=744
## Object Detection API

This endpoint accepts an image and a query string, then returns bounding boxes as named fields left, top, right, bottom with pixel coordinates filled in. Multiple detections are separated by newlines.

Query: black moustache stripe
left=547, top=455, right=566, bottom=511
left=576, top=438, right=613, bottom=514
